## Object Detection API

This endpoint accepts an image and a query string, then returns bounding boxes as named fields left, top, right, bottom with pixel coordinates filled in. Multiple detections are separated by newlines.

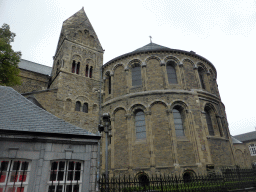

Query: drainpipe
left=96, top=59, right=103, bottom=191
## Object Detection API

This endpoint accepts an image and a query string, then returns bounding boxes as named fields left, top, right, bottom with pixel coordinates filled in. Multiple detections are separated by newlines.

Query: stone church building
left=10, top=8, right=252, bottom=179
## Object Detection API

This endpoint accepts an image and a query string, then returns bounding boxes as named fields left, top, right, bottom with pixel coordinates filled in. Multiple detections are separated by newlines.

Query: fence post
left=160, top=175, right=163, bottom=192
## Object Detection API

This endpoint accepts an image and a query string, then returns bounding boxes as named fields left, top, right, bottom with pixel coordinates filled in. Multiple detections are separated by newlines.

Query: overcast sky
left=1, top=0, right=256, bottom=136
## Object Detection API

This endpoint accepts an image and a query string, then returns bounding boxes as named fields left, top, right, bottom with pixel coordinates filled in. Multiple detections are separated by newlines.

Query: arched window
left=108, top=75, right=111, bottom=94
left=82, top=103, right=88, bottom=113
left=72, top=60, right=76, bottom=73
left=173, top=108, right=185, bottom=136
left=198, top=67, right=205, bottom=89
left=75, top=101, right=81, bottom=111
left=89, top=66, right=93, bottom=78
left=85, top=65, right=89, bottom=77
left=71, top=61, right=80, bottom=74
left=205, top=107, right=214, bottom=136
left=166, top=61, right=177, bottom=84
left=135, top=110, right=146, bottom=139
left=132, top=65, right=142, bottom=86
left=76, top=62, right=80, bottom=74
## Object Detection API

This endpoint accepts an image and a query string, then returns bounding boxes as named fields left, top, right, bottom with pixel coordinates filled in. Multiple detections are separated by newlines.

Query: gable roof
left=231, top=136, right=243, bottom=144
left=0, top=86, right=99, bottom=137
left=233, top=131, right=256, bottom=142
left=18, top=59, right=52, bottom=76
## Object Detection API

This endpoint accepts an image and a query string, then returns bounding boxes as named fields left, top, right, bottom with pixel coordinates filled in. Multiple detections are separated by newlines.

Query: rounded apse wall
left=101, top=43, right=234, bottom=176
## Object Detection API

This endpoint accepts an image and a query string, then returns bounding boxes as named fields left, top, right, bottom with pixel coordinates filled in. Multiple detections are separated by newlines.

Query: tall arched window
left=76, top=62, right=80, bottom=74
left=72, top=60, right=76, bottom=73
left=85, top=65, right=89, bottom=77
left=198, top=67, right=205, bottom=89
left=89, top=66, right=93, bottom=78
left=205, top=107, right=214, bottom=136
left=82, top=103, right=88, bottom=113
left=108, top=75, right=111, bottom=94
left=172, top=108, right=185, bottom=136
left=166, top=61, right=177, bottom=84
left=135, top=110, right=146, bottom=139
left=75, top=101, right=81, bottom=111
left=132, top=65, right=142, bottom=86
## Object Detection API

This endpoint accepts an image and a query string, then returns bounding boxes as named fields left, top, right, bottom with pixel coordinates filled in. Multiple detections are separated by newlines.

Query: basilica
left=10, top=8, right=253, bottom=180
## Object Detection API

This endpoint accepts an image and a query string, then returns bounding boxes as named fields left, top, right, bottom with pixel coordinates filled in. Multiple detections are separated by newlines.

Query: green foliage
left=0, top=23, right=21, bottom=86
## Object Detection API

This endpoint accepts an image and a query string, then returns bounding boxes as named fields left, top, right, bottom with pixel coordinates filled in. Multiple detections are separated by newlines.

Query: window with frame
left=48, top=161, right=82, bottom=192
left=0, top=160, right=30, bottom=192
left=166, top=61, right=178, bottom=84
left=132, top=65, right=142, bottom=86
left=205, top=108, right=214, bottom=136
left=249, top=144, right=256, bottom=156
left=172, top=108, right=185, bottom=136
left=135, top=110, right=146, bottom=139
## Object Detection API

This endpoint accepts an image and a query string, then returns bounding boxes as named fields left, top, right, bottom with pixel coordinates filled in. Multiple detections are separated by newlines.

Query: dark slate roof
left=0, top=86, right=99, bottom=137
left=133, top=43, right=172, bottom=53
left=231, top=136, right=243, bottom=144
left=18, top=59, right=52, bottom=76
left=233, top=131, right=256, bottom=142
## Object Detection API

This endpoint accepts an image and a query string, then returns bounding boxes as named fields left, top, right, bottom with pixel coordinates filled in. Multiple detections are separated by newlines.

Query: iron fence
left=99, top=168, right=256, bottom=192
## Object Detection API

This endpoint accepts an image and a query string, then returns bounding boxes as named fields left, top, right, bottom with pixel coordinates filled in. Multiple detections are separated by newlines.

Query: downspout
left=96, top=59, right=103, bottom=191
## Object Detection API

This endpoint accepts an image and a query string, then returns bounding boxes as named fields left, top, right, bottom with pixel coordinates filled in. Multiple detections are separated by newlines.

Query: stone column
left=110, top=117, right=115, bottom=170
left=125, top=67, right=130, bottom=94
left=125, top=113, right=133, bottom=171
left=145, top=111, right=155, bottom=169
left=179, top=62, right=187, bottom=90
left=141, top=62, right=147, bottom=91
left=193, top=66, right=201, bottom=89
left=160, top=61, right=167, bottom=89
left=167, top=109, right=179, bottom=168
left=201, top=111, right=213, bottom=164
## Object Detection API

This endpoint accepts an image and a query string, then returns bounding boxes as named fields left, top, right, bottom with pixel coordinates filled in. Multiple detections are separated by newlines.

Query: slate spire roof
left=0, top=86, right=99, bottom=137
left=55, top=7, right=103, bottom=56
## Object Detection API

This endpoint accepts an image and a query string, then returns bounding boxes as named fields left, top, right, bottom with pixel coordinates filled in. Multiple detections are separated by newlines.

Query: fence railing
left=99, top=168, right=256, bottom=192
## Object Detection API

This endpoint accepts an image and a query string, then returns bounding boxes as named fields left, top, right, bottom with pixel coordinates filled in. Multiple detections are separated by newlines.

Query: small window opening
left=108, top=76, right=111, bottom=94
left=173, top=107, right=185, bottom=136
left=167, top=61, right=178, bottom=84
left=135, top=110, right=146, bottom=139
left=75, top=101, right=81, bottom=111
left=89, top=66, right=93, bottom=78
left=76, top=62, right=80, bottom=74
left=132, top=65, right=142, bottom=86
left=82, top=103, right=88, bottom=113
left=85, top=65, right=89, bottom=77
left=72, top=60, right=76, bottom=73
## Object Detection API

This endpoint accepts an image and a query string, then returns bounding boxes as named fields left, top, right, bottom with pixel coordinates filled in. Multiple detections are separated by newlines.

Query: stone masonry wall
left=12, top=69, right=49, bottom=93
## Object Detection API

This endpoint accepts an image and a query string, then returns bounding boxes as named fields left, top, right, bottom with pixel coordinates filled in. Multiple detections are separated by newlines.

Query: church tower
left=48, top=8, right=104, bottom=133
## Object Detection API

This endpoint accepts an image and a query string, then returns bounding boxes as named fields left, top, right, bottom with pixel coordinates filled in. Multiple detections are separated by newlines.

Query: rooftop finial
left=149, top=36, right=152, bottom=43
